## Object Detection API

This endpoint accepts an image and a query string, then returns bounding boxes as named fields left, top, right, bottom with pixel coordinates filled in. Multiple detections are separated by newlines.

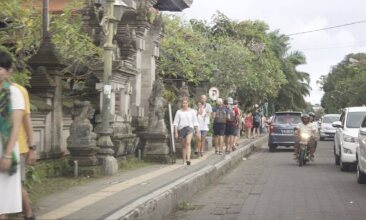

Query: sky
left=171, top=0, right=366, bottom=104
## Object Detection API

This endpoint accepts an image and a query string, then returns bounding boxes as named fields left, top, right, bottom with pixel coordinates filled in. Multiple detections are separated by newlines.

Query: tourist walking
left=224, top=98, right=238, bottom=153
left=252, top=107, right=261, bottom=138
left=196, top=100, right=209, bottom=157
left=212, top=98, right=227, bottom=155
left=244, top=111, right=253, bottom=139
left=173, top=97, right=200, bottom=165
left=12, top=83, right=36, bottom=220
left=0, top=51, right=24, bottom=217
left=261, top=114, right=267, bottom=134
left=233, top=100, right=241, bottom=149
left=194, top=95, right=212, bottom=155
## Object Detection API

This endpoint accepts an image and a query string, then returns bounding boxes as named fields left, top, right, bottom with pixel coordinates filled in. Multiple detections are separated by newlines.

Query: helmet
left=308, top=112, right=315, bottom=117
left=301, top=114, right=310, bottom=119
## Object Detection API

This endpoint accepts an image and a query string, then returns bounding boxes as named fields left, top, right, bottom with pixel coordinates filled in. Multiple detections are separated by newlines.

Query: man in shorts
left=224, top=98, right=237, bottom=153
left=212, top=98, right=227, bottom=155
left=252, top=107, right=261, bottom=138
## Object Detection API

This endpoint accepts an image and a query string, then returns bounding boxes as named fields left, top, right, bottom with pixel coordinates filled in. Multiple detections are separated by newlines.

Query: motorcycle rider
left=294, top=114, right=317, bottom=160
left=308, top=112, right=319, bottom=158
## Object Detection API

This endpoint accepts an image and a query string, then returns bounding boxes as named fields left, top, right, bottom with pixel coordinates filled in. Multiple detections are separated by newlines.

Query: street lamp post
left=96, top=0, right=126, bottom=175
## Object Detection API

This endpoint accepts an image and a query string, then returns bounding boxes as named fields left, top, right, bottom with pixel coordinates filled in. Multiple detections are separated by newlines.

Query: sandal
left=24, top=214, right=36, bottom=220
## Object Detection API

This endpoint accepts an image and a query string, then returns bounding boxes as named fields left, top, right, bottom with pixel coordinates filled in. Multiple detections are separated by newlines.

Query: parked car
left=356, top=115, right=366, bottom=183
left=319, top=114, right=340, bottom=140
left=333, top=106, right=366, bottom=171
left=268, top=111, right=302, bottom=152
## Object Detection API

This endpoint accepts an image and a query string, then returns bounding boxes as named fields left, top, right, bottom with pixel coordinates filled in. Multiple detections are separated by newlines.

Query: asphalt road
left=169, top=140, right=366, bottom=220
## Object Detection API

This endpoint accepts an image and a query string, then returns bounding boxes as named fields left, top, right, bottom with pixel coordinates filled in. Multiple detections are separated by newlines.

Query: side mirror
left=332, top=121, right=343, bottom=128
left=360, top=127, right=366, bottom=136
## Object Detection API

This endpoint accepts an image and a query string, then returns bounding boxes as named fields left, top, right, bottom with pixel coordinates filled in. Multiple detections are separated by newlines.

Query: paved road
left=169, top=140, right=366, bottom=220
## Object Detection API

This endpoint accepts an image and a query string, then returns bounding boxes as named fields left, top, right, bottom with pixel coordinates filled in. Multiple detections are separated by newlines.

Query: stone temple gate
left=27, top=0, right=193, bottom=164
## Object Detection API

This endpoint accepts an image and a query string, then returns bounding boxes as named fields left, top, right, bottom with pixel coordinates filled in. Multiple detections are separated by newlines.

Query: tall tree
left=320, top=53, right=366, bottom=113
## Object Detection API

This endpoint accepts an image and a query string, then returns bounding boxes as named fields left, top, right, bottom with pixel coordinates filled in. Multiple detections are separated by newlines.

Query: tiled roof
left=27, top=33, right=65, bottom=70
left=154, top=0, right=193, bottom=11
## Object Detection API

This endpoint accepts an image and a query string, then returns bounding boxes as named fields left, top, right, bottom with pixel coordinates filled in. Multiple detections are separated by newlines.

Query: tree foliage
left=319, top=53, right=366, bottom=113
left=158, top=12, right=310, bottom=111
left=0, top=0, right=101, bottom=85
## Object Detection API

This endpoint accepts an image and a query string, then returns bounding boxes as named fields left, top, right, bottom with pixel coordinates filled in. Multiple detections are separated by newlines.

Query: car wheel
left=269, top=144, right=276, bottom=152
left=357, top=163, right=366, bottom=184
left=340, top=155, right=349, bottom=171
left=334, top=144, right=340, bottom=165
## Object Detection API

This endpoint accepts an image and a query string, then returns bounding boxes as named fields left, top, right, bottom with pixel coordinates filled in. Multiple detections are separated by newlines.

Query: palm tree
left=276, top=51, right=310, bottom=111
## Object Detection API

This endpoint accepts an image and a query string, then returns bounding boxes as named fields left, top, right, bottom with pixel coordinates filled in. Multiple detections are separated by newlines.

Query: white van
left=333, top=106, right=366, bottom=171
left=356, top=115, right=366, bottom=183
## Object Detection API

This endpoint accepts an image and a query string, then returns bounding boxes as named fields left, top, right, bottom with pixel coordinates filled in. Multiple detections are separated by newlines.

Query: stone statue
left=178, top=82, right=190, bottom=106
left=147, top=80, right=167, bottom=133
left=67, top=101, right=98, bottom=166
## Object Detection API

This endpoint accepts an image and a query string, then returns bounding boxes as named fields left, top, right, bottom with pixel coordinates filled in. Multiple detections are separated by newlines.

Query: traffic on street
left=170, top=140, right=366, bottom=220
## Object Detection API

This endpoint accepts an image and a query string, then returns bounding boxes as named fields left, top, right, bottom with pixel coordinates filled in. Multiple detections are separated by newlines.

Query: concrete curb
left=105, top=136, right=268, bottom=220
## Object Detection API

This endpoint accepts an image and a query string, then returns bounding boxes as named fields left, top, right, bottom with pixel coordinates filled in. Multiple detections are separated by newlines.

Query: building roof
left=154, top=0, right=193, bottom=11
left=32, top=0, right=80, bottom=14
left=33, top=0, right=193, bottom=13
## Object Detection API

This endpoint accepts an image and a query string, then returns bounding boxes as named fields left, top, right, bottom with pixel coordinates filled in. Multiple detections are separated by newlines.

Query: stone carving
left=147, top=79, right=167, bottom=133
left=136, top=0, right=150, bottom=22
left=178, top=82, right=190, bottom=102
left=67, top=101, right=98, bottom=166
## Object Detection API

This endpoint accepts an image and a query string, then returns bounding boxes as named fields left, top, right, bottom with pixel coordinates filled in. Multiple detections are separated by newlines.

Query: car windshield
left=322, top=115, right=339, bottom=123
left=274, top=114, right=301, bottom=124
left=346, top=112, right=366, bottom=128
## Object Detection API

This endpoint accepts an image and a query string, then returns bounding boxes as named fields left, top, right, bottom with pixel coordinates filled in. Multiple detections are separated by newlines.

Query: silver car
left=319, top=114, right=340, bottom=140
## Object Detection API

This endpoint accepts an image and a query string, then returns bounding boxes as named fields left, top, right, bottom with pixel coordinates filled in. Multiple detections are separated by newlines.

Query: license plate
left=281, top=129, right=293, bottom=134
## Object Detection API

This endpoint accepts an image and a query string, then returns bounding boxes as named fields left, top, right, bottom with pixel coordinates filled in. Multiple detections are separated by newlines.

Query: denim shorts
left=200, top=130, right=208, bottom=136
left=178, top=126, right=194, bottom=140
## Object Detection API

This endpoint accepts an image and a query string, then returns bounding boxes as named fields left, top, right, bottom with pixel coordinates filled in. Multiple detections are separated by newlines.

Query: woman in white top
left=0, top=51, right=25, bottom=217
left=196, top=100, right=209, bottom=157
left=173, top=97, right=199, bottom=165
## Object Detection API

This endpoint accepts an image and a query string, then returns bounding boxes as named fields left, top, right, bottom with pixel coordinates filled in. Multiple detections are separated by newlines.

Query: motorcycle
left=297, top=132, right=311, bottom=167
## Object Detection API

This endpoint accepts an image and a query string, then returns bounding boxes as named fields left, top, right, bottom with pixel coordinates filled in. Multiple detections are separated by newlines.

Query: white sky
left=171, top=0, right=366, bottom=104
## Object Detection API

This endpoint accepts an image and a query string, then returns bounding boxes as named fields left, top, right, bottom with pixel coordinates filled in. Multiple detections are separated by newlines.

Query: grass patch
left=178, top=201, right=195, bottom=211
left=26, top=156, right=154, bottom=204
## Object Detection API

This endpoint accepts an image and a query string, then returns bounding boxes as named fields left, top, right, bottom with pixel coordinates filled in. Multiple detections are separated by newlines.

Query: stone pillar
left=140, top=32, right=158, bottom=115
left=51, top=75, right=64, bottom=157
left=131, top=36, right=145, bottom=118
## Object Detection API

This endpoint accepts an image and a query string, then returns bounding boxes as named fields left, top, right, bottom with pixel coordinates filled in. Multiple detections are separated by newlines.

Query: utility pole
left=98, top=0, right=115, bottom=150
left=42, top=0, right=49, bottom=38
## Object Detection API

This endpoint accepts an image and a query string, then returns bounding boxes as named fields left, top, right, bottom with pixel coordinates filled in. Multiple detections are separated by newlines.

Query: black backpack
left=227, top=108, right=236, bottom=122
left=254, top=113, right=261, bottom=123
left=215, top=107, right=227, bottom=123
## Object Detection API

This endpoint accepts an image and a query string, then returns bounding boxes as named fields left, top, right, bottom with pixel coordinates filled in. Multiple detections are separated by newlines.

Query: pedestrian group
left=173, top=94, right=266, bottom=165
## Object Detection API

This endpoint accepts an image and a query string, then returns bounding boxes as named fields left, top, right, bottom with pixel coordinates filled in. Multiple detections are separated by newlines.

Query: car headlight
left=343, top=147, right=352, bottom=154
left=343, top=134, right=358, bottom=143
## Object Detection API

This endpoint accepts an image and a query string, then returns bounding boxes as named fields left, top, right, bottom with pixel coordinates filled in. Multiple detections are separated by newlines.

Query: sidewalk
left=36, top=136, right=267, bottom=220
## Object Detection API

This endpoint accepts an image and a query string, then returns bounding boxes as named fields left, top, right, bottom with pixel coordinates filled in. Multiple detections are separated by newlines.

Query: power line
left=287, top=19, right=366, bottom=36
left=299, top=43, right=366, bottom=51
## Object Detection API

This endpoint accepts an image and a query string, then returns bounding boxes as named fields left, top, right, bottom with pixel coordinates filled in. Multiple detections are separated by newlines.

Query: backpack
left=227, top=108, right=236, bottom=123
left=254, top=113, right=261, bottom=123
left=215, top=107, right=227, bottom=123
